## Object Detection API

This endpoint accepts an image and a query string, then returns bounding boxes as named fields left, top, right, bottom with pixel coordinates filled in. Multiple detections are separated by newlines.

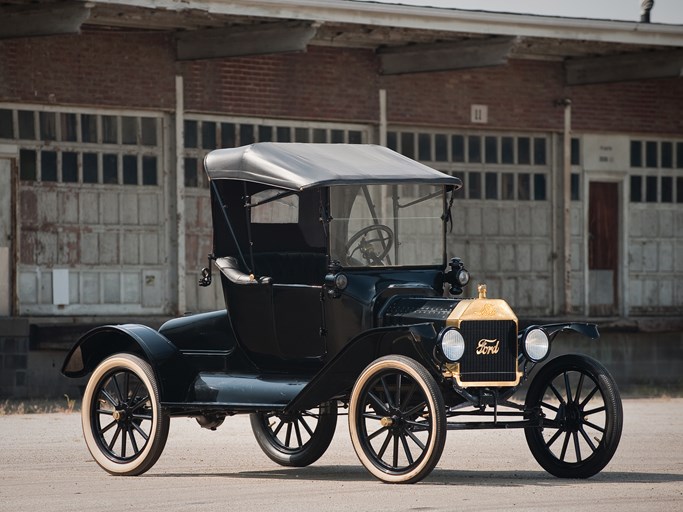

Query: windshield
left=329, top=184, right=447, bottom=268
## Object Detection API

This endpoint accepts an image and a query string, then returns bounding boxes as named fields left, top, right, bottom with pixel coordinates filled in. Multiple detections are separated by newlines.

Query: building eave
left=93, top=0, right=683, bottom=47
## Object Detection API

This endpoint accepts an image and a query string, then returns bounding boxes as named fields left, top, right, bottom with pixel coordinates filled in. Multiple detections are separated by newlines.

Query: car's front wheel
left=81, top=353, right=170, bottom=476
left=348, top=356, right=446, bottom=484
left=524, top=354, right=623, bottom=478
left=250, top=401, right=338, bottom=467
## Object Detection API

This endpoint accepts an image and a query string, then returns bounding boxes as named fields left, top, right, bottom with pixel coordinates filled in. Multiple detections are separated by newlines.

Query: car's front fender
left=61, top=324, right=192, bottom=402
left=284, top=323, right=439, bottom=413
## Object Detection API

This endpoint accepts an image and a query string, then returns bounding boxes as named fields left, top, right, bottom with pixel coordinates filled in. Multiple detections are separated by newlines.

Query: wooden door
left=588, top=182, right=619, bottom=316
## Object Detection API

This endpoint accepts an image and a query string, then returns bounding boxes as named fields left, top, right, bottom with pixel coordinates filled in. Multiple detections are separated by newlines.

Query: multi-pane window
left=387, top=130, right=550, bottom=201
left=0, top=108, right=161, bottom=186
left=630, top=139, right=683, bottom=203
left=183, top=116, right=369, bottom=188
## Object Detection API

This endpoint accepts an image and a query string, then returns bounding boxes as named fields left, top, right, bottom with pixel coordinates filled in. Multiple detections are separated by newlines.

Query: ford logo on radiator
left=475, top=338, right=500, bottom=355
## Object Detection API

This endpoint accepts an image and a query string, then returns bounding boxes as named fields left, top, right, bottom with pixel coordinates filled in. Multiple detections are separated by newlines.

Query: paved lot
left=1, top=398, right=682, bottom=512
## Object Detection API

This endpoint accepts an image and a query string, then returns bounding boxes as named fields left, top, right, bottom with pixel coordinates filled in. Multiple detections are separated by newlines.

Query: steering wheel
left=344, top=224, right=394, bottom=266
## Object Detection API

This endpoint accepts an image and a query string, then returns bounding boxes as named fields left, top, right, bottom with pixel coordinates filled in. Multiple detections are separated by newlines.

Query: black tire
left=348, top=356, right=446, bottom=484
left=525, top=354, right=623, bottom=478
left=250, top=401, right=338, bottom=467
left=81, top=353, right=170, bottom=476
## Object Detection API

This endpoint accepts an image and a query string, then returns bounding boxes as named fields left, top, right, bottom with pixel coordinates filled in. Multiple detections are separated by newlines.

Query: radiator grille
left=458, top=320, right=517, bottom=383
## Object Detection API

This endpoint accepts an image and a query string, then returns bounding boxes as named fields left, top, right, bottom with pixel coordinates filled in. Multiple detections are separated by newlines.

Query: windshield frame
left=327, top=184, right=452, bottom=270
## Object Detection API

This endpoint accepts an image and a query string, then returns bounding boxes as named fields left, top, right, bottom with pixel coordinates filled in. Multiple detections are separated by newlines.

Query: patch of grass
left=0, top=395, right=80, bottom=415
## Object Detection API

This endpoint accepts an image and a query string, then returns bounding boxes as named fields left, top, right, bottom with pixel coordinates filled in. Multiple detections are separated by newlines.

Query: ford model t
left=62, top=143, right=622, bottom=483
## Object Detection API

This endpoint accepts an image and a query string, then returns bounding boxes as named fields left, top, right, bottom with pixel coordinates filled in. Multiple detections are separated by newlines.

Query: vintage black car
left=62, top=143, right=622, bottom=483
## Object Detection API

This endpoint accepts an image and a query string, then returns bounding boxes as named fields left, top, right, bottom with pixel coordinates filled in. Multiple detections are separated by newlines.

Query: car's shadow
left=151, top=466, right=683, bottom=486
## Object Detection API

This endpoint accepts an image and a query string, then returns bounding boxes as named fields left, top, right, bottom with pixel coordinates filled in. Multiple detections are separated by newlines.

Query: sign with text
left=582, top=134, right=630, bottom=171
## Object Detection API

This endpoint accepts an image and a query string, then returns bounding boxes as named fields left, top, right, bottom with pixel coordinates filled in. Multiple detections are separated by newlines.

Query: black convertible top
left=204, top=143, right=462, bottom=191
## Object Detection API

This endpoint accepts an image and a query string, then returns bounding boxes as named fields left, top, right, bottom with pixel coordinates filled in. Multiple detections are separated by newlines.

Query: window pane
left=630, top=140, right=642, bottom=167
left=41, top=151, right=57, bottom=181
left=83, top=153, right=98, bottom=183
left=571, top=138, right=580, bottom=166
left=518, top=137, right=530, bottom=165
left=400, top=132, right=414, bottom=158
left=184, top=120, right=198, bottom=148
left=103, top=154, right=118, bottom=184
left=418, top=133, right=431, bottom=161
left=123, top=155, right=138, bottom=185
left=534, top=174, right=546, bottom=200
left=61, top=113, right=77, bottom=142
left=435, top=134, right=448, bottom=161
left=260, top=125, right=275, bottom=142
left=677, top=142, right=683, bottom=169
left=451, top=135, right=464, bottom=162
left=184, top=157, right=198, bottom=188
left=294, top=127, right=308, bottom=143
left=661, top=176, right=673, bottom=203
left=468, top=172, right=481, bottom=199
left=277, top=126, right=292, bottom=143
left=313, top=128, right=326, bottom=143
left=0, top=109, right=13, bottom=138
left=40, top=112, right=57, bottom=141
left=677, top=177, right=683, bottom=203
left=221, top=123, right=236, bottom=147
left=661, top=142, right=673, bottom=168
left=81, top=114, right=97, bottom=143
left=18, top=110, right=35, bottom=139
left=20, top=149, right=36, bottom=181
left=387, top=131, right=397, bottom=151
left=501, top=136, right=514, bottom=164
left=331, top=129, right=344, bottom=144
left=102, top=115, right=118, bottom=143
left=142, top=156, right=157, bottom=186
left=518, top=173, right=530, bottom=200
left=62, top=152, right=78, bottom=183
left=534, top=137, right=547, bottom=165
left=348, top=131, right=363, bottom=144
left=468, top=136, right=481, bottom=163
left=501, top=173, right=514, bottom=199
left=121, top=116, right=137, bottom=145
left=485, top=172, right=497, bottom=199
left=141, top=118, right=157, bottom=146
left=630, top=175, right=642, bottom=202
left=646, top=175, right=657, bottom=202
left=240, top=124, right=255, bottom=144
left=485, top=136, right=497, bottom=164
left=645, top=141, right=658, bottom=168
left=202, top=121, right=217, bottom=148
left=571, top=173, right=580, bottom=201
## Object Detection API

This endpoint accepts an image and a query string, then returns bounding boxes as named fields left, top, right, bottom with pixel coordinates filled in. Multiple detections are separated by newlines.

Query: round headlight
left=440, top=328, right=465, bottom=362
left=457, top=269, right=470, bottom=286
left=524, top=328, right=550, bottom=362
left=334, top=273, right=348, bottom=290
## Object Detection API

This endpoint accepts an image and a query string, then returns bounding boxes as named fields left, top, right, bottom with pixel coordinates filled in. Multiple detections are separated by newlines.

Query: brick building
left=0, top=0, right=682, bottom=397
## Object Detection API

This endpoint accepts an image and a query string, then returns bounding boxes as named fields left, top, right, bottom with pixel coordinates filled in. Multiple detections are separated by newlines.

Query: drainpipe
left=640, top=0, right=654, bottom=22
left=379, top=89, right=387, bottom=147
left=556, top=98, right=572, bottom=315
left=175, top=75, right=186, bottom=315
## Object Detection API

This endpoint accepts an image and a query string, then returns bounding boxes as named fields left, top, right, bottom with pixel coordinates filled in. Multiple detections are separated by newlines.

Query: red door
left=588, top=182, right=619, bottom=316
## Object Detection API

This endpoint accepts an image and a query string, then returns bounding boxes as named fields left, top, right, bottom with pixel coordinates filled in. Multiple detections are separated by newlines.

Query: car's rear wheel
left=349, top=356, right=446, bottom=484
left=82, top=353, right=170, bottom=476
left=250, top=401, right=338, bottom=467
left=525, top=354, right=622, bottom=478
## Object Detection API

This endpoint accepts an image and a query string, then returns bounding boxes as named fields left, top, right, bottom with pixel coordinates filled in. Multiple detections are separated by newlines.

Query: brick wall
left=2, top=34, right=680, bottom=135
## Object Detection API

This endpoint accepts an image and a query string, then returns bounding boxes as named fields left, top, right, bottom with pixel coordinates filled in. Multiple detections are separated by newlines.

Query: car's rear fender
left=61, top=324, right=192, bottom=402
left=284, top=323, right=439, bottom=413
